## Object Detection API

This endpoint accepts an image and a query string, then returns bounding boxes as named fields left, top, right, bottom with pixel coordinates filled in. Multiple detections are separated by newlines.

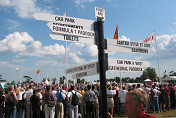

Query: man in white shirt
left=23, top=85, right=33, bottom=118
left=118, top=86, right=128, bottom=116
left=67, top=86, right=82, bottom=118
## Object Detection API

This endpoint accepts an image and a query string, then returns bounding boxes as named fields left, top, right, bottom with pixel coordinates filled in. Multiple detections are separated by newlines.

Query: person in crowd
left=118, top=86, right=128, bottom=116
left=136, top=84, right=143, bottom=90
left=67, top=85, right=82, bottom=118
left=43, top=85, right=56, bottom=118
left=80, top=87, right=86, bottom=117
left=92, top=85, right=99, bottom=118
left=107, top=85, right=116, bottom=117
left=55, top=87, right=65, bottom=118
left=168, top=83, right=176, bottom=109
left=158, top=84, right=166, bottom=112
left=4, top=85, right=18, bottom=118
left=16, top=87, right=25, bottom=118
left=152, top=85, right=161, bottom=113
left=30, top=89, right=41, bottom=118
left=123, top=89, right=156, bottom=118
left=84, top=85, right=96, bottom=118
left=163, top=84, right=169, bottom=110
left=23, top=85, right=33, bottom=118
left=0, top=89, right=5, bottom=118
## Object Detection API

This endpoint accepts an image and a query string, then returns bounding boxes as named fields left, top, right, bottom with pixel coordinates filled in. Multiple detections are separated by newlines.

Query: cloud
left=73, top=0, right=95, bottom=8
left=6, top=19, right=21, bottom=30
left=68, top=42, right=98, bottom=62
left=0, top=32, right=98, bottom=64
left=141, top=34, right=176, bottom=60
left=119, top=36, right=130, bottom=41
left=0, top=32, right=65, bottom=58
left=0, top=0, right=52, bottom=18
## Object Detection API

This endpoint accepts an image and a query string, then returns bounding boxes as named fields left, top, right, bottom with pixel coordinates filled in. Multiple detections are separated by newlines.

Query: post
left=95, top=17, right=107, bottom=118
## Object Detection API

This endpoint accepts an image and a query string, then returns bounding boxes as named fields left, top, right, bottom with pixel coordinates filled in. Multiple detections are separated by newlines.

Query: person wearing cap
left=123, top=89, right=155, bottom=118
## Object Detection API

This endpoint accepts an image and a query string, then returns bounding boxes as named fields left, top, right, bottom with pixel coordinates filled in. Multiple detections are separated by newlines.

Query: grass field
left=114, top=109, right=176, bottom=118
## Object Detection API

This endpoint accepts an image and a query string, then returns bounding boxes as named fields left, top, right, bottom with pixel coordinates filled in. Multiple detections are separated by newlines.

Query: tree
left=0, top=74, right=2, bottom=79
left=114, top=76, right=120, bottom=83
left=52, top=77, right=57, bottom=84
left=139, top=67, right=157, bottom=82
left=59, top=76, right=65, bottom=84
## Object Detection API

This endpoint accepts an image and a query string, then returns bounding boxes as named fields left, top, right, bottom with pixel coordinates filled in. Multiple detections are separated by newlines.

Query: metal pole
left=65, top=41, right=68, bottom=88
left=154, top=31, right=161, bottom=83
left=95, top=17, right=107, bottom=118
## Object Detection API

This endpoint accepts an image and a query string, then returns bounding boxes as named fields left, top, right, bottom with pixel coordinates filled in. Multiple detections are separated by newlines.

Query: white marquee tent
left=162, top=76, right=176, bottom=81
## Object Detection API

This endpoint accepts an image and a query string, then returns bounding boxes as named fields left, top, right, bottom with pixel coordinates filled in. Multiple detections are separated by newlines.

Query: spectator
left=43, top=85, right=56, bottom=118
left=30, top=89, right=41, bottom=118
left=67, top=85, right=82, bottom=118
left=123, top=89, right=155, bottom=118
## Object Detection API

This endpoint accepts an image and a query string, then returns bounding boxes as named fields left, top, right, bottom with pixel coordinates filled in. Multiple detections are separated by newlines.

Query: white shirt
left=24, top=89, right=33, bottom=101
left=107, top=89, right=116, bottom=96
left=67, top=90, right=82, bottom=101
left=118, top=89, right=128, bottom=103
left=17, top=91, right=24, bottom=100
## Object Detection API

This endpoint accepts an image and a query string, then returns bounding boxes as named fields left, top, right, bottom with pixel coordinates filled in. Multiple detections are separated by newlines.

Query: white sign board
left=33, top=13, right=94, bottom=31
left=72, top=68, right=98, bottom=79
left=47, top=22, right=95, bottom=38
left=108, top=65, right=144, bottom=72
left=50, top=34, right=95, bottom=45
left=66, top=62, right=98, bottom=74
left=95, top=7, right=105, bottom=20
left=106, top=39, right=150, bottom=54
left=108, top=58, right=150, bottom=67
left=106, top=44, right=149, bottom=54
left=106, top=39, right=150, bottom=49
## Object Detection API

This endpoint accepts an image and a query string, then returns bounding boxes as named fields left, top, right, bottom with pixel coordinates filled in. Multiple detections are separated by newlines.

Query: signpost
left=33, top=13, right=94, bottom=31
left=49, top=34, right=95, bottom=45
left=33, top=7, right=151, bottom=118
left=108, top=58, right=150, bottom=67
left=66, top=61, right=98, bottom=74
left=72, top=67, right=98, bottom=79
left=47, top=22, right=95, bottom=38
left=95, top=7, right=105, bottom=20
left=106, top=39, right=150, bottom=54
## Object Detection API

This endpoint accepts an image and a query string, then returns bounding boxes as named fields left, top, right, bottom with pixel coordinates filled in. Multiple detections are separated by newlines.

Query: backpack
left=71, top=92, right=79, bottom=106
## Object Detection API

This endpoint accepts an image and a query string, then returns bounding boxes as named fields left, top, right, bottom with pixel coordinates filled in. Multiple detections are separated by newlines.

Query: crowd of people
left=0, top=82, right=175, bottom=118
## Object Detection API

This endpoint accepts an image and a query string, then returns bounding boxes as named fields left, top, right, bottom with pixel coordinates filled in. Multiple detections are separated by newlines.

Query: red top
left=137, top=113, right=156, bottom=118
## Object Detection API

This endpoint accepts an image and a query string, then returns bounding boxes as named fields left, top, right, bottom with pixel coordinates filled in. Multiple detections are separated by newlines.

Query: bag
left=47, top=93, right=55, bottom=107
left=71, top=92, right=79, bottom=106
left=6, top=93, right=17, bottom=107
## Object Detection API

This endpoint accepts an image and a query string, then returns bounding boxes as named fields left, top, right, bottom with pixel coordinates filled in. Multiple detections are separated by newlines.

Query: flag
left=113, top=25, right=118, bottom=39
left=16, top=67, right=20, bottom=72
left=144, top=31, right=156, bottom=43
left=37, top=68, right=40, bottom=74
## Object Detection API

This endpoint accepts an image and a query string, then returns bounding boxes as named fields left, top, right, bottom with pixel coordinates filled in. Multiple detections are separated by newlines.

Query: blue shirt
left=56, top=91, right=64, bottom=102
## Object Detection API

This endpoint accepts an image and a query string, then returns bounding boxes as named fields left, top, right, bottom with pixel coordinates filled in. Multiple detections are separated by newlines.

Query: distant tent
left=0, top=84, right=2, bottom=89
left=162, top=76, right=176, bottom=81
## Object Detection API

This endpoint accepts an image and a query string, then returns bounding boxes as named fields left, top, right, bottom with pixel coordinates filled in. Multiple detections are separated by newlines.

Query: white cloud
left=0, top=32, right=66, bottom=58
left=0, top=0, right=52, bottom=18
left=69, top=53, right=85, bottom=63
left=36, top=60, right=59, bottom=67
left=6, top=19, right=21, bottom=30
left=0, top=32, right=33, bottom=52
left=73, top=0, right=95, bottom=8
left=143, top=34, right=176, bottom=60
left=119, top=36, right=130, bottom=41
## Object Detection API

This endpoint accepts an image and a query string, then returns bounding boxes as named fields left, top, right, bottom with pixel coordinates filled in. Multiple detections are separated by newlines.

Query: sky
left=0, top=0, right=176, bottom=83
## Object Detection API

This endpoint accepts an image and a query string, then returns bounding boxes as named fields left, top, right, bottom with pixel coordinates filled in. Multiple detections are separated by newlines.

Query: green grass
left=114, top=109, right=176, bottom=118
